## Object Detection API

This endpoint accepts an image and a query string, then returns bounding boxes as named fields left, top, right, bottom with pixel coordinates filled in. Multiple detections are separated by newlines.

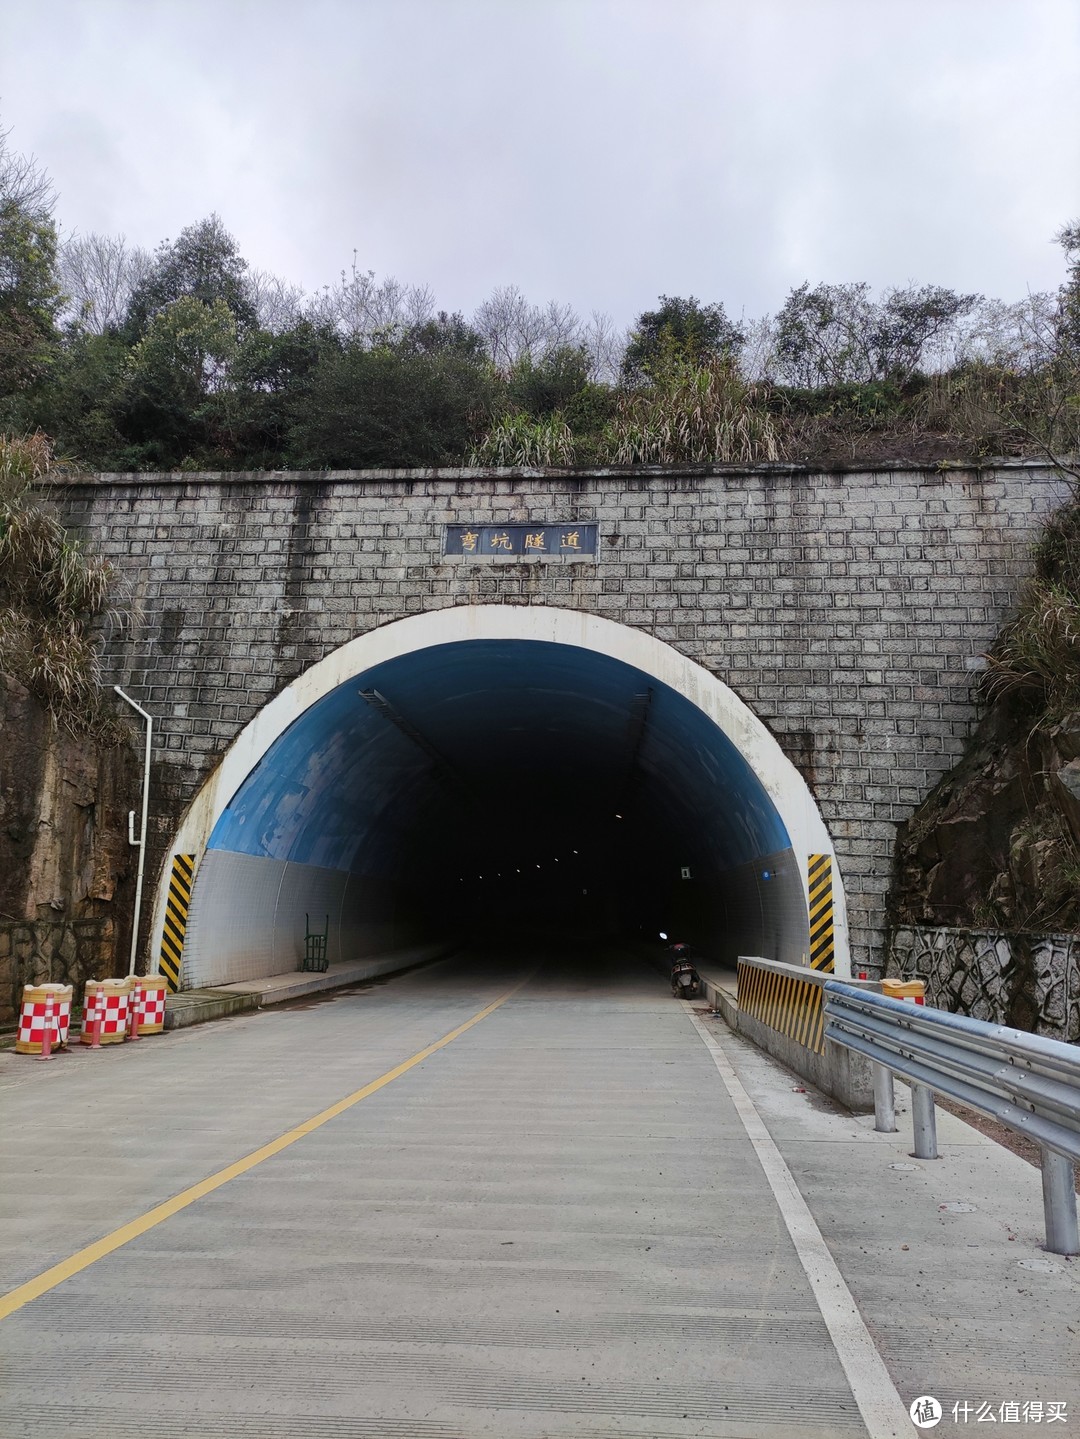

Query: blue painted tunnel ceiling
left=208, top=640, right=792, bottom=881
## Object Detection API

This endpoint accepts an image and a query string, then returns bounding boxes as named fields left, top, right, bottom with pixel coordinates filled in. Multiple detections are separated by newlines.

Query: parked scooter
left=668, top=942, right=700, bottom=999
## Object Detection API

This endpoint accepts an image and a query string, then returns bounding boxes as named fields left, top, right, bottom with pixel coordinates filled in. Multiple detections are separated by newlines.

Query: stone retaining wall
left=887, top=924, right=1079, bottom=1042
left=0, top=919, right=118, bottom=1024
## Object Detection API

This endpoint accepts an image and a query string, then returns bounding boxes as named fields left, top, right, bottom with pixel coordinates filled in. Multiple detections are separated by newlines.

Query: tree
left=951, top=294, right=1058, bottom=371
left=0, top=124, right=55, bottom=215
left=772, top=281, right=978, bottom=387
left=773, top=283, right=876, bottom=387
left=32, top=328, right=129, bottom=465
left=873, top=284, right=980, bottom=379
left=0, top=127, right=62, bottom=402
left=580, top=309, right=626, bottom=385
left=507, top=344, right=592, bottom=418
left=59, top=232, right=151, bottom=334
left=621, top=295, right=744, bottom=386
left=304, top=258, right=433, bottom=344
left=124, top=215, right=256, bottom=338
left=245, top=267, right=305, bottom=333
left=288, top=335, right=495, bottom=468
left=397, top=310, right=487, bottom=361
left=222, top=318, right=338, bottom=464
left=118, top=296, right=239, bottom=463
left=472, top=285, right=584, bottom=371
left=1056, top=221, right=1080, bottom=357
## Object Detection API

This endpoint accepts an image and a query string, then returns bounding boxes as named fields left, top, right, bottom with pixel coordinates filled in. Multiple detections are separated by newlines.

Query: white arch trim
left=151, top=605, right=849, bottom=975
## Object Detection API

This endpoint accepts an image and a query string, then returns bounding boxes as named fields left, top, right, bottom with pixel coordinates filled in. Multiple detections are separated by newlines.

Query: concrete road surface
left=1, top=947, right=1077, bottom=1438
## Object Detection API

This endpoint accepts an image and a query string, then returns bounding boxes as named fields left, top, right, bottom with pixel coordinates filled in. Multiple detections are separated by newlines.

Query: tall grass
left=0, top=434, right=124, bottom=736
left=471, top=358, right=781, bottom=467
left=471, top=411, right=577, bottom=466
left=984, top=580, right=1080, bottom=717
left=983, top=498, right=1080, bottom=721
left=606, top=359, right=780, bottom=465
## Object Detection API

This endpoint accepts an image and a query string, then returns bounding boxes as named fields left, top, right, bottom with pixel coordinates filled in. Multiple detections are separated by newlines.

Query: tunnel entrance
left=160, top=607, right=846, bottom=987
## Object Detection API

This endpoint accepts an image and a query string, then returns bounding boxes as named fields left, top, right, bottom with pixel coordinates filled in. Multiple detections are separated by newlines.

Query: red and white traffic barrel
left=16, top=984, right=73, bottom=1055
left=133, top=975, right=168, bottom=1036
left=81, top=978, right=131, bottom=1045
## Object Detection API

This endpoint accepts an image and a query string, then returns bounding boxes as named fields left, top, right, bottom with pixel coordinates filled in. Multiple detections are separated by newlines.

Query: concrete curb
left=163, top=989, right=260, bottom=1030
left=164, top=944, right=457, bottom=1030
left=699, top=968, right=875, bottom=1113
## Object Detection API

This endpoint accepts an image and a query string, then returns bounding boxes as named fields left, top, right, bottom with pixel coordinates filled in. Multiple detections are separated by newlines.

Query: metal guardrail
left=824, top=980, right=1080, bottom=1256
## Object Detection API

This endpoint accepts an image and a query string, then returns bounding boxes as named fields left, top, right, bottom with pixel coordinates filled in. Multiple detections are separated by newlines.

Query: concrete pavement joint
left=682, top=1000, right=911, bottom=1439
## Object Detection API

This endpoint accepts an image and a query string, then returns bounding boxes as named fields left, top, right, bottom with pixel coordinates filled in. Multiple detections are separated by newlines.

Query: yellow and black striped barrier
left=808, top=852, right=835, bottom=973
left=159, top=854, right=195, bottom=992
left=737, top=958, right=825, bottom=1056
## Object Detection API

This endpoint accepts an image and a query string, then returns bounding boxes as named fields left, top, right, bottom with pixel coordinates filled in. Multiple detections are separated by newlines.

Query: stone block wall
left=45, top=461, right=1069, bottom=975
left=888, top=924, right=1080, bottom=1042
left=0, top=919, right=116, bottom=1025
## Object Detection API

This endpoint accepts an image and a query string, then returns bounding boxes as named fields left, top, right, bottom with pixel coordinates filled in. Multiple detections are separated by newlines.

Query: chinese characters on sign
left=444, top=524, right=599, bottom=558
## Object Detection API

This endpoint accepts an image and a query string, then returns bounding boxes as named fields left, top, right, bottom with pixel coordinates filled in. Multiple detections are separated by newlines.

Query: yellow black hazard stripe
left=808, top=853, right=835, bottom=973
left=737, top=959, right=825, bottom=1055
left=159, top=854, right=195, bottom=992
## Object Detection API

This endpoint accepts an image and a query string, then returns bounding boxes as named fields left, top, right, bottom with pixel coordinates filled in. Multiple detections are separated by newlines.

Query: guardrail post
left=1040, top=1146, right=1080, bottom=1256
left=872, top=1063, right=896, bottom=1132
left=911, top=1084, right=938, bottom=1160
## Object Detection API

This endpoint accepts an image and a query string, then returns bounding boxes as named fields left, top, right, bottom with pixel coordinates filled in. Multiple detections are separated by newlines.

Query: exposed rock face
left=890, top=693, right=1080, bottom=936
left=0, top=678, right=139, bottom=1023
left=889, top=688, right=1080, bottom=1038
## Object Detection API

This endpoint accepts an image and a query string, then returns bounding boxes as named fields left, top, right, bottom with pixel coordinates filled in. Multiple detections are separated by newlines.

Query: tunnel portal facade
left=167, top=606, right=839, bottom=985
left=51, top=461, right=1066, bottom=982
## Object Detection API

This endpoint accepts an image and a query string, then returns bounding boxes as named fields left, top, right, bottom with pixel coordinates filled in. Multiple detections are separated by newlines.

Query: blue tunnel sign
left=444, top=524, right=598, bottom=558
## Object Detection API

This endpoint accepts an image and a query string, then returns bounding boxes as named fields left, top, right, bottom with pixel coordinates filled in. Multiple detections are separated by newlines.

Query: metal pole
left=872, top=1063, right=896, bottom=1132
left=1040, top=1146, right=1080, bottom=1256
left=114, top=687, right=153, bottom=977
left=911, top=1084, right=938, bottom=1160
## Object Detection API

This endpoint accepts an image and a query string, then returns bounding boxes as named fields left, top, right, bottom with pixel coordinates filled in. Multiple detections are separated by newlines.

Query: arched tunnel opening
left=177, top=628, right=833, bottom=989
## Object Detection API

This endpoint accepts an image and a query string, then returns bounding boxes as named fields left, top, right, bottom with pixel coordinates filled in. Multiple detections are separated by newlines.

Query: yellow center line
left=0, top=975, right=530, bottom=1322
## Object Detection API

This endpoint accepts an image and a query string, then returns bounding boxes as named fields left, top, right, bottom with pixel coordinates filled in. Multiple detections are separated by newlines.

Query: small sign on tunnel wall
left=444, top=524, right=598, bottom=558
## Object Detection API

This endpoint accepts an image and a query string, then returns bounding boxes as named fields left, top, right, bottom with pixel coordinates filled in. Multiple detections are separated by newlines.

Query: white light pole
left=114, top=687, right=153, bottom=977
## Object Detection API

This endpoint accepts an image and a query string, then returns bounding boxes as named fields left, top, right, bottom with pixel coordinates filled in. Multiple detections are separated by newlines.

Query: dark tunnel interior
left=181, top=640, right=811, bottom=985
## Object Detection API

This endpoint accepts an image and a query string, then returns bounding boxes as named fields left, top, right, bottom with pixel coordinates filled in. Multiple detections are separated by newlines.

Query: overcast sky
left=2, top=0, right=1078, bottom=330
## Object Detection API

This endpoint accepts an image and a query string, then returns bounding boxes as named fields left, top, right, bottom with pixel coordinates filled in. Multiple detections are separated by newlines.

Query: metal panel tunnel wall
left=168, top=608, right=844, bottom=988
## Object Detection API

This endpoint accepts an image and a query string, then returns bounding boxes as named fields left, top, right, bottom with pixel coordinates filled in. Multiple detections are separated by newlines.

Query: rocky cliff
left=890, top=692, right=1080, bottom=936
left=0, top=677, right=139, bottom=1023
